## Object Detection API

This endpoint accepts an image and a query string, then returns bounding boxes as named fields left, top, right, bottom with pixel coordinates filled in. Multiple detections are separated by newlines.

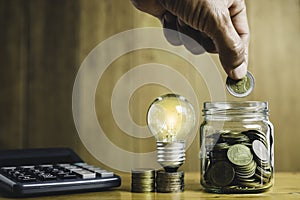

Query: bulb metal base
left=157, top=141, right=185, bottom=172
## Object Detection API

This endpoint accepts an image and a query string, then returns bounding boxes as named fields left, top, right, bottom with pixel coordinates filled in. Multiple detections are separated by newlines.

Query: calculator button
left=51, top=168, right=59, bottom=173
left=1, top=167, right=16, bottom=172
left=73, top=163, right=89, bottom=167
left=20, top=166, right=35, bottom=169
left=12, top=171, right=23, bottom=178
left=38, top=164, right=53, bottom=168
left=94, top=170, right=114, bottom=178
left=18, top=176, right=37, bottom=182
left=70, top=169, right=96, bottom=179
left=56, top=164, right=72, bottom=169
left=39, top=174, right=57, bottom=181
left=85, top=167, right=100, bottom=171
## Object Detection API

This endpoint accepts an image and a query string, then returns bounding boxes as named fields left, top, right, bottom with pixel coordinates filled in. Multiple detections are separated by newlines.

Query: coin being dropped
left=226, top=71, right=255, bottom=98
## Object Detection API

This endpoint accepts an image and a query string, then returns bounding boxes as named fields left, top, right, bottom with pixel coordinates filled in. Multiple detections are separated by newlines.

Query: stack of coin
left=251, top=138, right=272, bottom=184
left=131, top=169, right=155, bottom=192
left=156, top=170, right=184, bottom=193
left=243, top=130, right=268, bottom=147
left=202, top=129, right=273, bottom=191
left=227, top=144, right=257, bottom=187
left=221, top=131, right=250, bottom=145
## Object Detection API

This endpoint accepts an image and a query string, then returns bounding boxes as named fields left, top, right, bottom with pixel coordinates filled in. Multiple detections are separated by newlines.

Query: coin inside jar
left=207, top=161, right=235, bottom=187
left=226, top=71, right=255, bottom=97
left=227, top=144, right=253, bottom=166
left=202, top=129, right=273, bottom=192
left=252, top=140, right=270, bottom=162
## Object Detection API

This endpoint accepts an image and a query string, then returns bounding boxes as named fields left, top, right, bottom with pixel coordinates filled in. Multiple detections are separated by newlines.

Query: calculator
left=0, top=148, right=121, bottom=197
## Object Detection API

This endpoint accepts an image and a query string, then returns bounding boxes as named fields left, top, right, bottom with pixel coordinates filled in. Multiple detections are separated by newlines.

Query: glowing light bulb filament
left=166, top=116, right=176, bottom=142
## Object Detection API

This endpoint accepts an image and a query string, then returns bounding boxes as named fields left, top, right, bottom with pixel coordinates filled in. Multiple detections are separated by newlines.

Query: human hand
left=130, top=0, right=249, bottom=80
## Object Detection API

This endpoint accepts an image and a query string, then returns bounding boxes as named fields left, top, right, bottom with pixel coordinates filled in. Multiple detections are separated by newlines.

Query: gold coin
left=226, top=71, right=255, bottom=98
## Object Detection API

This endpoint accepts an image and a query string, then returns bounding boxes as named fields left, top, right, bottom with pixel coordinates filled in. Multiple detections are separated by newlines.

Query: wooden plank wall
left=0, top=0, right=299, bottom=172
left=0, top=0, right=28, bottom=148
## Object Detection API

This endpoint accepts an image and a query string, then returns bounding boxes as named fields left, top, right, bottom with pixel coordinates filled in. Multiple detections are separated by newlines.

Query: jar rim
left=203, top=101, right=268, bottom=108
left=202, top=101, right=269, bottom=115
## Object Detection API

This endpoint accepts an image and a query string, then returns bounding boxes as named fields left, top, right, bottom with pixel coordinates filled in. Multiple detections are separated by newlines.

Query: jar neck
left=202, top=101, right=269, bottom=121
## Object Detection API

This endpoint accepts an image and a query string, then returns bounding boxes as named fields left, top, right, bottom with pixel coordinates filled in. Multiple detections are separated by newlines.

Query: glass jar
left=200, top=101, right=274, bottom=193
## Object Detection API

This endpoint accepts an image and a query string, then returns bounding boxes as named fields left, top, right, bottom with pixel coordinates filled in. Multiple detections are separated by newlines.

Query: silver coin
left=227, top=144, right=253, bottom=166
left=226, top=71, right=255, bottom=98
left=256, top=166, right=272, bottom=179
left=254, top=173, right=271, bottom=183
left=243, top=130, right=266, bottom=140
left=252, top=140, right=269, bottom=162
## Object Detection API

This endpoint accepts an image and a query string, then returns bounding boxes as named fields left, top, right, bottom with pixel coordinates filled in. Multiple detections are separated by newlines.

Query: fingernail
left=230, top=62, right=247, bottom=80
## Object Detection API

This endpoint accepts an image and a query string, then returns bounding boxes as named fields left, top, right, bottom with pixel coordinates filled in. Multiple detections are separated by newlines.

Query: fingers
left=225, top=0, right=249, bottom=79
left=131, top=0, right=250, bottom=80
left=229, top=0, right=250, bottom=65
left=177, top=19, right=217, bottom=54
left=212, top=12, right=247, bottom=80
left=162, top=12, right=217, bottom=54
left=159, top=0, right=249, bottom=80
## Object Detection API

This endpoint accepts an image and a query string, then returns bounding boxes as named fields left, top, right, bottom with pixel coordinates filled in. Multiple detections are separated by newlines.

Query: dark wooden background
left=0, top=0, right=299, bottom=172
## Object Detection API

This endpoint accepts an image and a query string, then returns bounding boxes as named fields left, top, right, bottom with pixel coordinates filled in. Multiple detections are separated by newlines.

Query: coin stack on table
left=202, top=130, right=273, bottom=192
left=131, top=169, right=185, bottom=193
left=156, top=170, right=184, bottom=193
left=131, top=169, right=155, bottom=192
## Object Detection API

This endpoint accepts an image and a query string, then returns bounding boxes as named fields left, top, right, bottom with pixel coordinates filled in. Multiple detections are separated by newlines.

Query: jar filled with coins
left=200, top=101, right=274, bottom=193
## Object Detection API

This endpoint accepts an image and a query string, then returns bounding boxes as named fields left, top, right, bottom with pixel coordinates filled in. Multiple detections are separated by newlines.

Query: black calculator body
left=0, top=148, right=121, bottom=197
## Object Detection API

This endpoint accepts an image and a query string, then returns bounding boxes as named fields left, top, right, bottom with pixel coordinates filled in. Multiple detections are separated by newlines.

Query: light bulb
left=147, top=94, right=196, bottom=172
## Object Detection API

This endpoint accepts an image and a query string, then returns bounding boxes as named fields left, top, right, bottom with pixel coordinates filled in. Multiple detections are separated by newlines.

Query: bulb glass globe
left=147, top=94, right=196, bottom=171
left=147, top=94, right=196, bottom=142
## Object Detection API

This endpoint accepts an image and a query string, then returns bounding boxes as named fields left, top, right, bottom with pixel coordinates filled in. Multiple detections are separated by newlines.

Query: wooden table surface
left=0, top=172, right=299, bottom=200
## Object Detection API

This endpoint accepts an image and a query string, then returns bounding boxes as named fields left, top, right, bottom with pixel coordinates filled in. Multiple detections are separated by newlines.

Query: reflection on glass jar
left=200, top=101, right=274, bottom=193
